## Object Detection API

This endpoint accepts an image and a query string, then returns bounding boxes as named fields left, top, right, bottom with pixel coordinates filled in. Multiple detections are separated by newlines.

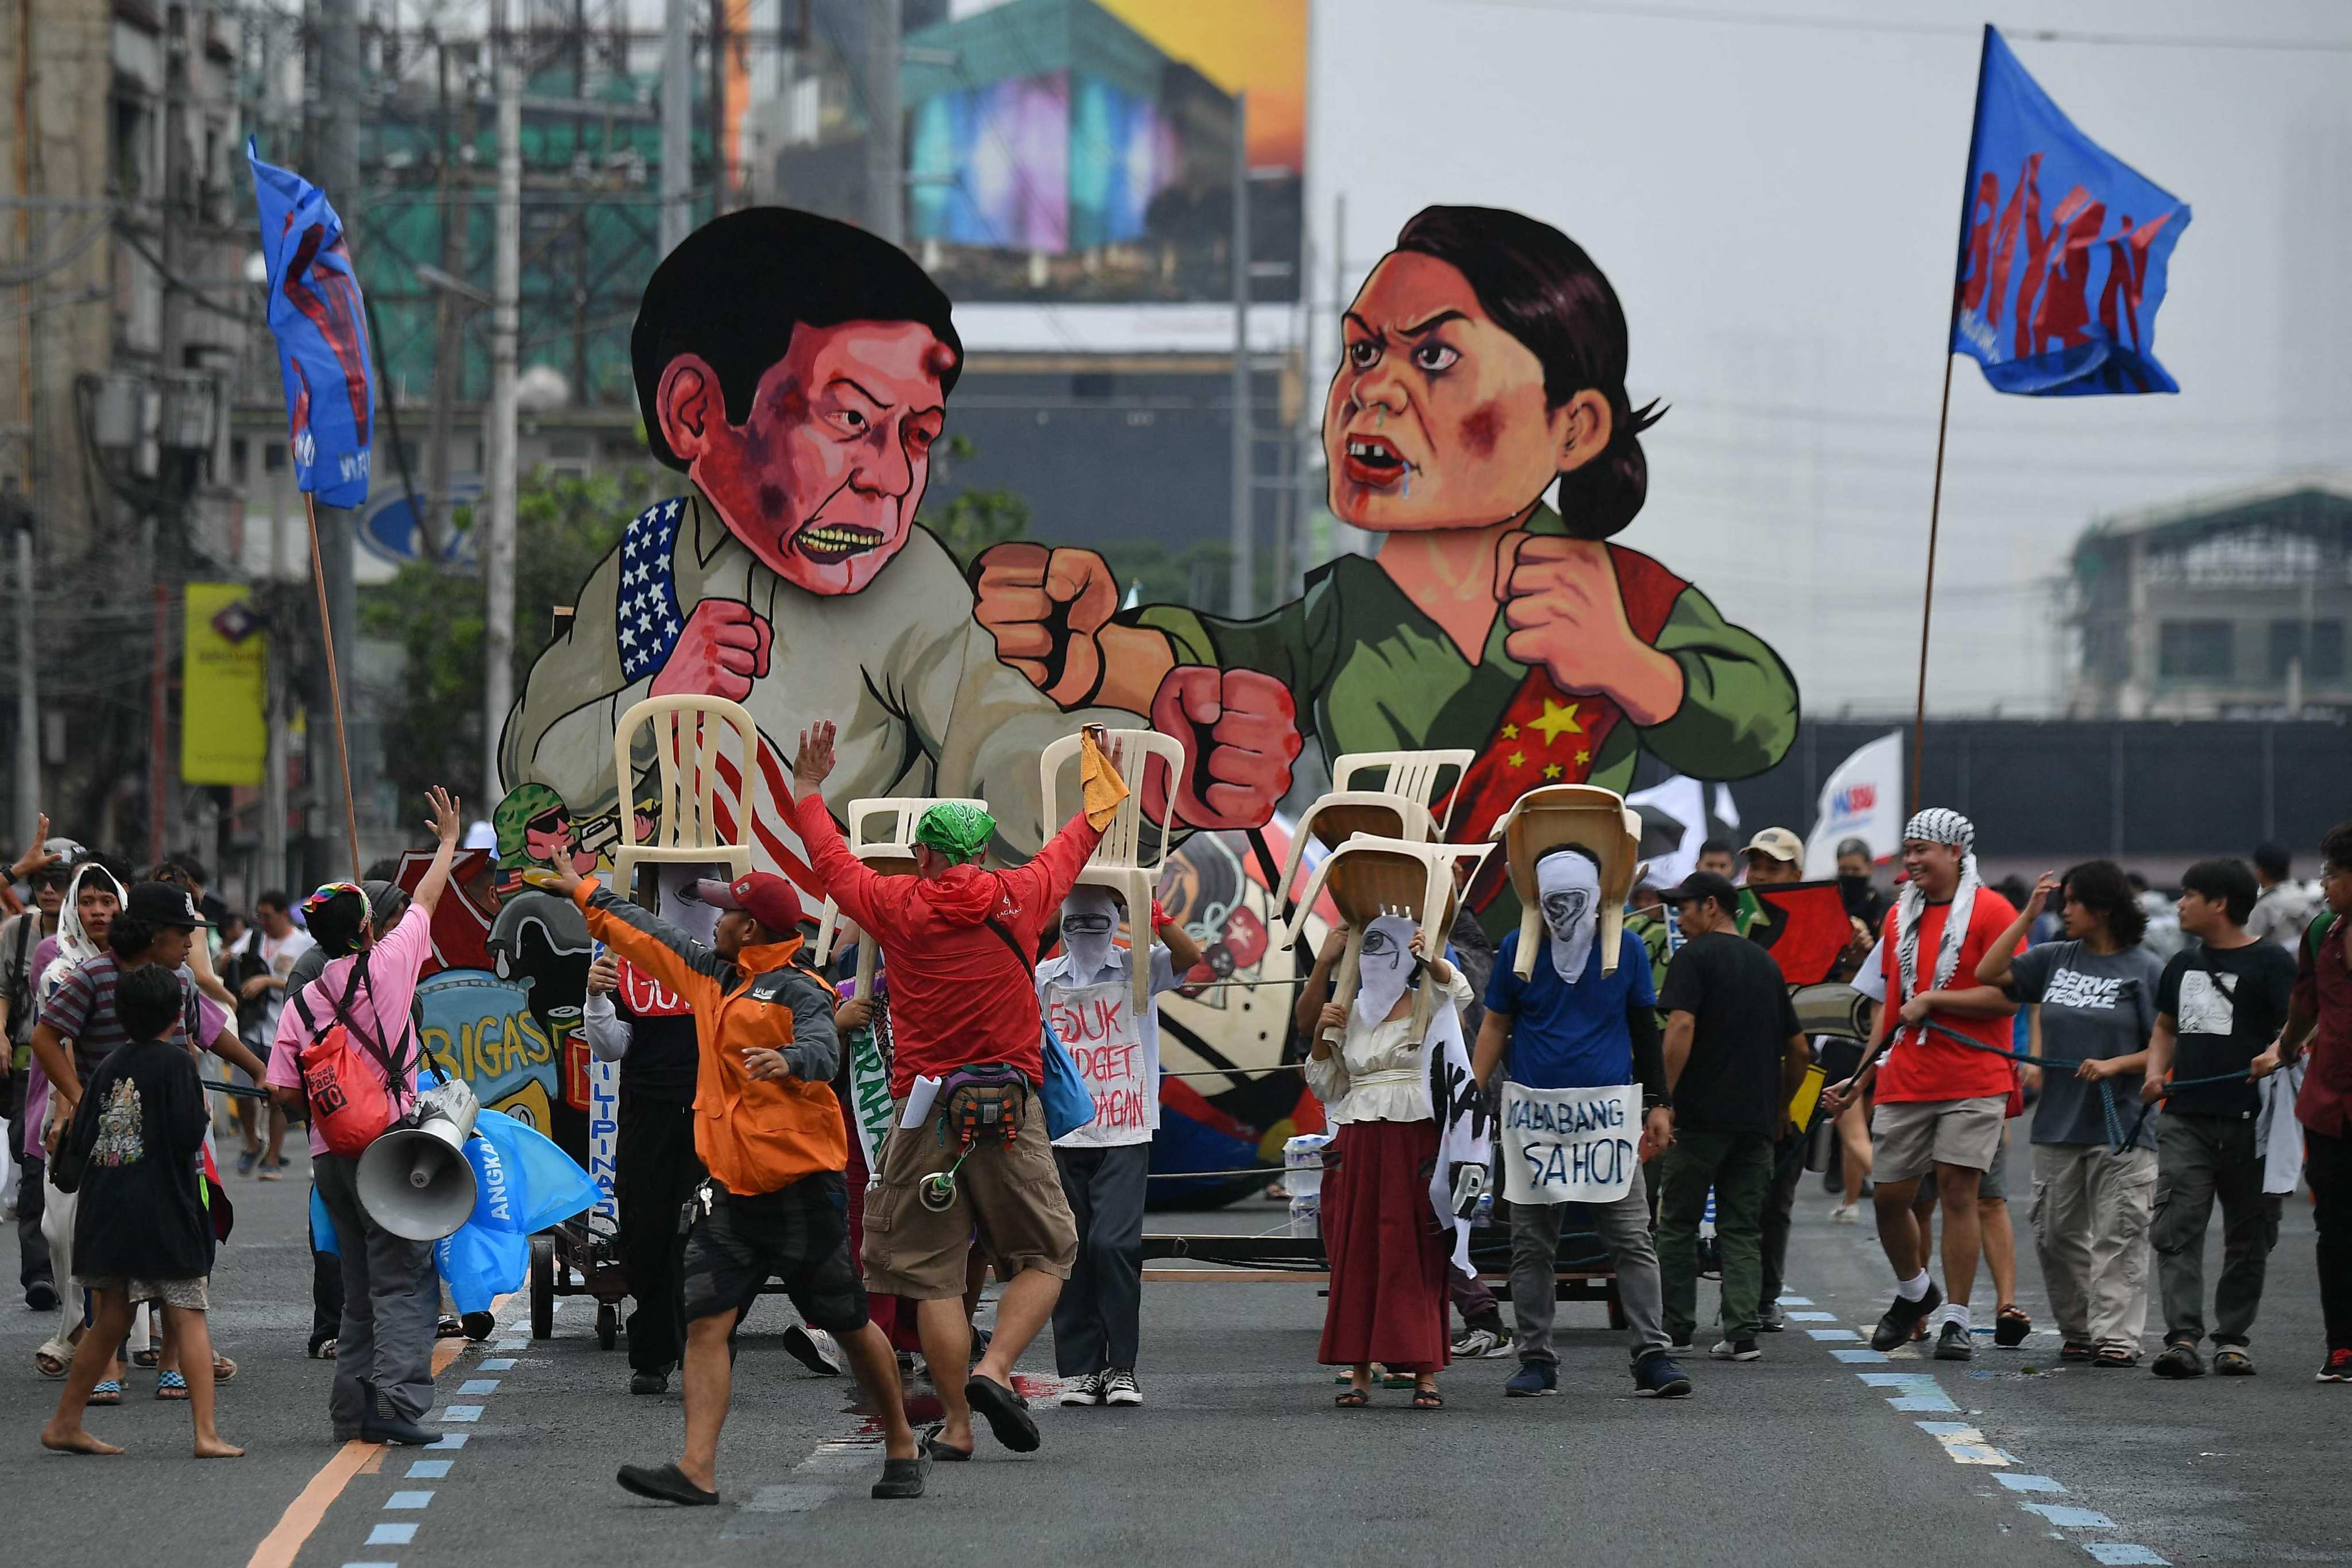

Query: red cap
left=694, top=872, right=805, bottom=937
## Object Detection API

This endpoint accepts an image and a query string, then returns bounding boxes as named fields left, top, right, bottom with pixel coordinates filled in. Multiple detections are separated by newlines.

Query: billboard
left=895, top=0, right=1306, bottom=303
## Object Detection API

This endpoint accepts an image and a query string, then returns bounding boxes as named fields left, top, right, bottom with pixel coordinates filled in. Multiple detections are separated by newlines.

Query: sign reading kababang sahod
left=1501, top=1082, right=1639, bottom=1206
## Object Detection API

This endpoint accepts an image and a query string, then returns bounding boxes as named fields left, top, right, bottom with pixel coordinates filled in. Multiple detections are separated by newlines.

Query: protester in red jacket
left=789, top=718, right=1104, bottom=1461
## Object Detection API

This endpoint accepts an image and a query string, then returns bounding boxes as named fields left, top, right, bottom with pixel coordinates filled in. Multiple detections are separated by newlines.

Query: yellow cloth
left=1079, top=729, right=1131, bottom=831
left=1787, top=1063, right=1826, bottom=1132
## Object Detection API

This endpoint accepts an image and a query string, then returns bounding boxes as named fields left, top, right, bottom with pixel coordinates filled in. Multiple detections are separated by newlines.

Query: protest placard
left=1501, top=1082, right=1639, bottom=1206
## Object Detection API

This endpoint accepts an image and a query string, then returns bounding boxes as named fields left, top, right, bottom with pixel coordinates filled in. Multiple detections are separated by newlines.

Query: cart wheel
left=596, top=1301, right=618, bottom=1351
left=1606, top=1279, right=1628, bottom=1332
left=529, top=1234, right=556, bottom=1341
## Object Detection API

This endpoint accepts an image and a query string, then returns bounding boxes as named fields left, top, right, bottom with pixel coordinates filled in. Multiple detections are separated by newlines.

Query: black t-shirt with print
left=2155, top=939, right=2297, bottom=1118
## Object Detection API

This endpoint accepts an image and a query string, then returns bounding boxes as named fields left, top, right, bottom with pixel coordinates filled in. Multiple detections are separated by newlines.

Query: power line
left=1462, top=0, right=2352, bottom=53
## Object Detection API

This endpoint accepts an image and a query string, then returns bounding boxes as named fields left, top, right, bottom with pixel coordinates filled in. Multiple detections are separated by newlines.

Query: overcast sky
left=1306, top=0, right=2352, bottom=717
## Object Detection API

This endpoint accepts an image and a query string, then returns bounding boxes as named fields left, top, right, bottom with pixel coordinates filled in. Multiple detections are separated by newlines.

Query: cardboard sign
left=1046, top=978, right=1154, bottom=1146
left=1501, top=1082, right=1639, bottom=1206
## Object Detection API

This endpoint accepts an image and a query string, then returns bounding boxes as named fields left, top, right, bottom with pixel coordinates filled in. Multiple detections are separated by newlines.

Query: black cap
left=126, top=880, right=213, bottom=930
left=1660, top=870, right=1739, bottom=916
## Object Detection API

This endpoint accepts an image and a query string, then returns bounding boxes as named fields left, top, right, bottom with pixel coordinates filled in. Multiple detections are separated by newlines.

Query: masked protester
left=1299, top=914, right=1474, bottom=1409
left=1040, top=887, right=1202, bottom=1408
left=1472, top=848, right=1687, bottom=1400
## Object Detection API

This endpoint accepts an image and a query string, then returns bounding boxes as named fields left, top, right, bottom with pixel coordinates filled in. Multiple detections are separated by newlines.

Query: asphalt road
left=3, top=1133, right=2343, bottom=1568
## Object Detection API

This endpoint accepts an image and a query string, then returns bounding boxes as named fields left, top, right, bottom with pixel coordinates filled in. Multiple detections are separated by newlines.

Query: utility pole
left=865, top=0, right=901, bottom=244
left=1227, top=91, right=1252, bottom=621
left=483, top=40, right=522, bottom=810
left=10, top=503, right=34, bottom=844
left=422, top=37, right=458, bottom=557
left=311, top=0, right=361, bottom=880
left=659, top=0, right=692, bottom=256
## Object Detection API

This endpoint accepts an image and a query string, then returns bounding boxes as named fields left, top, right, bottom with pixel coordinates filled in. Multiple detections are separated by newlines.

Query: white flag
left=1803, top=731, right=1906, bottom=872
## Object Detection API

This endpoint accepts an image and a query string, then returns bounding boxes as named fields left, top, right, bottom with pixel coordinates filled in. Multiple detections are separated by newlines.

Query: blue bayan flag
left=248, top=139, right=374, bottom=505
left=1950, top=26, right=2190, bottom=395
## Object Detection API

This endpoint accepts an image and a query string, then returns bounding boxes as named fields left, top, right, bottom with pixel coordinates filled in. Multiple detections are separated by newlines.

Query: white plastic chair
left=810, top=796, right=988, bottom=998
left=1270, top=749, right=1474, bottom=916
left=1487, top=783, right=1644, bottom=981
left=611, top=694, right=757, bottom=894
left=1330, top=750, right=1473, bottom=831
left=1039, top=727, right=1187, bottom=1014
left=1276, top=833, right=1493, bottom=1045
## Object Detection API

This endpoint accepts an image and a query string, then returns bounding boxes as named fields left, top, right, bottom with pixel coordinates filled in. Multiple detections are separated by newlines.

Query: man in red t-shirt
left=1822, top=809, right=2020, bottom=1361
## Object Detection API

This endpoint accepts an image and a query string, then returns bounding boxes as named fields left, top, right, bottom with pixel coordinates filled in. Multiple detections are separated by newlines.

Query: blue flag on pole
left=248, top=139, right=375, bottom=506
left=1950, top=26, right=2190, bottom=396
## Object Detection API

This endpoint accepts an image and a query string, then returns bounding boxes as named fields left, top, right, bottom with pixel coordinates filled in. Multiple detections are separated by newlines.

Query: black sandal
left=1412, top=1388, right=1443, bottom=1409
left=2093, top=1346, right=2139, bottom=1368
left=1994, top=1306, right=2033, bottom=1347
left=870, top=1456, right=927, bottom=1500
left=919, top=1422, right=972, bottom=1461
left=964, top=1374, right=1041, bottom=1453
left=615, top=1462, right=719, bottom=1507
left=1334, top=1387, right=1370, bottom=1407
left=2059, top=1341, right=2094, bottom=1362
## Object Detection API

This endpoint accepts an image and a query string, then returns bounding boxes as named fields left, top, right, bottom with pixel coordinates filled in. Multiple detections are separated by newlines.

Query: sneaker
left=1633, top=1354, right=1693, bottom=1397
left=1504, top=1361, right=1558, bottom=1397
left=1757, top=1301, right=1785, bottom=1334
left=1666, top=1337, right=1697, bottom=1356
left=1829, top=1203, right=1859, bottom=1225
left=1101, top=1367, right=1141, bottom=1406
left=236, top=1148, right=260, bottom=1176
left=1059, top=1370, right=1104, bottom=1407
left=25, top=1280, right=59, bottom=1313
left=2151, top=1341, right=2205, bottom=1379
left=1933, top=1322, right=1974, bottom=1361
left=2212, top=1346, right=2256, bottom=1377
left=1451, top=1324, right=1511, bottom=1359
left=2317, top=1349, right=2352, bottom=1383
left=782, top=1323, right=844, bottom=1377
left=1870, top=1283, right=1942, bottom=1351
left=1710, top=1338, right=1761, bottom=1362
left=257, top=1160, right=284, bottom=1182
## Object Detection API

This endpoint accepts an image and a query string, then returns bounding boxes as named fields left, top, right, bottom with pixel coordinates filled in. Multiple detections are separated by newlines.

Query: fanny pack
left=938, top=1063, right=1027, bottom=1149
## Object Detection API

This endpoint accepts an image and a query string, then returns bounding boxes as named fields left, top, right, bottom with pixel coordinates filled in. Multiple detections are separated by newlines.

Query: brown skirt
left=1317, top=1117, right=1451, bottom=1373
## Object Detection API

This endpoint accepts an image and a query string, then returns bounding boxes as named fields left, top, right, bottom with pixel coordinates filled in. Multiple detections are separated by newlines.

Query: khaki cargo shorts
left=1871, top=1095, right=2007, bottom=1185
left=862, top=1091, right=1079, bottom=1301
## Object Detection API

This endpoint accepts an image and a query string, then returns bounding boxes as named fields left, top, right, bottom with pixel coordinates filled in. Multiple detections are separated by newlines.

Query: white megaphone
left=356, top=1077, right=481, bottom=1242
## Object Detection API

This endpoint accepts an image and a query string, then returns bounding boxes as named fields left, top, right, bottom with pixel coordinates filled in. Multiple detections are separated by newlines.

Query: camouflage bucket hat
left=914, top=801, right=995, bottom=864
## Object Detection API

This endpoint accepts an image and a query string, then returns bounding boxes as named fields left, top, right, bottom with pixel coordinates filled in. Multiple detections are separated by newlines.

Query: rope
left=1907, top=1017, right=2257, bottom=1156
left=1158, top=1062, right=1307, bottom=1080
left=1145, top=1165, right=1286, bottom=1181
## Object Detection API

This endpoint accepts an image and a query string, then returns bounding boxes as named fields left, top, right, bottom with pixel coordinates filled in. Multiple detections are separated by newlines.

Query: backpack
left=3, top=914, right=41, bottom=1051
left=288, top=955, right=414, bottom=1157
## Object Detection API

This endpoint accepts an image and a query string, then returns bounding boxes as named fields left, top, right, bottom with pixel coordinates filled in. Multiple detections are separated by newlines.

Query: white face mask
left=1536, top=850, right=1601, bottom=984
left=1353, top=914, right=1420, bottom=1022
left=1060, top=887, right=1120, bottom=975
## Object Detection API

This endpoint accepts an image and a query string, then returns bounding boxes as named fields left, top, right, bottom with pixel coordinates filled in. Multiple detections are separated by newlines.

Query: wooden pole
left=1910, top=352, right=1957, bottom=815
left=303, top=492, right=364, bottom=879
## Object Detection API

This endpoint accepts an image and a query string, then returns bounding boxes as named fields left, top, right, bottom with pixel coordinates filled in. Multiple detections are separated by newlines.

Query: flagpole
left=303, top=492, right=365, bottom=880
left=1911, top=350, right=1956, bottom=817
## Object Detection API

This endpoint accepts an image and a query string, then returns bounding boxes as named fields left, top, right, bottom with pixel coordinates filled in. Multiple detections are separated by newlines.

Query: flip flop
left=615, top=1462, right=719, bottom=1507
left=918, top=1423, right=972, bottom=1462
left=87, top=1380, right=122, bottom=1406
left=964, top=1374, right=1041, bottom=1453
left=212, top=1355, right=238, bottom=1383
left=1994, top=1306, right=2033, bottom=1347
left=1334, top=1388, right=1370, bottom=1407
left=132, top=1349, right=161, bottom=1369
left=156, top=1369, right=189, bottom=1400
left=1411, top=1388, right=1443, bottom=1409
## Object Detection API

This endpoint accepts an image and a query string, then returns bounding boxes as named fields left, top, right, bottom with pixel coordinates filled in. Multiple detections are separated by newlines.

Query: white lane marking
left=1995, top=1474, right=2066, bottom=1493
left=1776, top=1295, right=1814, bottom=1306
left=404, top=1460, right=452, bottom=1480
left=2022, top=1504, right=2118, bottom=1530
left=438, top=1405, right=483, bottom=1423
left=383, top=1490, right=435, bottom=1510
left=1914, top=1421, right=2017, bottom=1465
left=1806, top=1327, right=1861, bottom=1341
left=458, top=1378, right=501, bottom=1395
left=478, top=1358, right=516, bottom=1371
left=365, top=1522, right=416, bottom=1546
left=423, top=1432, right=469, bottom=1450
left=1829, top=1347, right=1890, bottom=1364
left=1785, top=1311, right=1840, bottom=1322
left=1856, top=1372, right=1959, bottom=1412
left=2084, top=1547, right=2168, bottom=1566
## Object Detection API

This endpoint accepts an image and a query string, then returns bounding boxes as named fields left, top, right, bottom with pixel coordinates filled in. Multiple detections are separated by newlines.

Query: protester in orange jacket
left=550, top=862, right=925, bottom=1504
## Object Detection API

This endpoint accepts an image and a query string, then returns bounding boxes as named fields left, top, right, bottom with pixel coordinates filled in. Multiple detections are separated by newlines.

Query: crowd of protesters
left=5, top=768, right=2349, bottom=1490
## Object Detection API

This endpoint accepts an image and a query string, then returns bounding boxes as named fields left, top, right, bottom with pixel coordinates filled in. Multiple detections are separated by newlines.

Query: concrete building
left=2066, top=474, right=2352, bottom=720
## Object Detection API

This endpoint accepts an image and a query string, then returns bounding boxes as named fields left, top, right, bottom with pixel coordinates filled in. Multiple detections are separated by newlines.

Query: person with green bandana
left=974, top=205, right=1797, bottom=932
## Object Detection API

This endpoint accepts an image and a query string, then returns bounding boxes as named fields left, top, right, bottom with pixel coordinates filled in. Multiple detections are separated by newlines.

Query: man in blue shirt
left=1472, top=845, right=1687, bottom=1399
